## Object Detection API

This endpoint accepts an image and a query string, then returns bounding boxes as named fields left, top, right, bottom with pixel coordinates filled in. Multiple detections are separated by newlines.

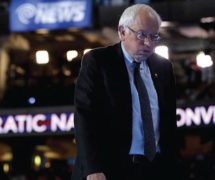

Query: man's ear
left=118, top=26, right=126, bottom=41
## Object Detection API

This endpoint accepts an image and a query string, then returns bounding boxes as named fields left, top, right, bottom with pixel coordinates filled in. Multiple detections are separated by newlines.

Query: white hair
left=118, top=4, right=162, bottom=33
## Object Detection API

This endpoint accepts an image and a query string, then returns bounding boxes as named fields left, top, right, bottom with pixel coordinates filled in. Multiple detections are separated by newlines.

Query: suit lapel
left=112, top=43, right=132, bottom=111
left=106, top=43, right=132, bottom=134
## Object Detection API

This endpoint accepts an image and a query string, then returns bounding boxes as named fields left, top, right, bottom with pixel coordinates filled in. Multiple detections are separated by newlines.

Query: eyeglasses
left=127, top=26, right=160, bottom=42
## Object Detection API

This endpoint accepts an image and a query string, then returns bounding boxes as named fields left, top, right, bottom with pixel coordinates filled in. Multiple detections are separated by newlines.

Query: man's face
left=119, top=11, right=160, bottom=62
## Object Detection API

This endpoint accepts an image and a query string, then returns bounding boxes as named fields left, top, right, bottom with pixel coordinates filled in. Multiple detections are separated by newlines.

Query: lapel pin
left=155, top=73, right=158, bottom=78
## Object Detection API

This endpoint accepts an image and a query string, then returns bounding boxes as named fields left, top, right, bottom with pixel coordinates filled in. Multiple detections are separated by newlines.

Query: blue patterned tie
left=133, top=61, right=156, bottom=161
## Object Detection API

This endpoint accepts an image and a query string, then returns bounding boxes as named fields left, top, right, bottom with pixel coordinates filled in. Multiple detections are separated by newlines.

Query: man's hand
left=87, top=173, right=107, bottom=180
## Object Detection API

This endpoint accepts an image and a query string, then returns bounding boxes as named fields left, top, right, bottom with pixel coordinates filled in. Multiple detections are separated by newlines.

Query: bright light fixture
left=67, top=50, right=78, bottom=61
left=201, top=17, right=215, bottom=23
left=36, top=50, right=49, bottom=64
left=154, top=45, right=169, bottom=59
left=34, top=155, right=42, bottom=167
left=28, top=97, right=36, bottom=105
left=3, top=163, right=9, bottom=173
left=196, top=51, right=213, bottom=68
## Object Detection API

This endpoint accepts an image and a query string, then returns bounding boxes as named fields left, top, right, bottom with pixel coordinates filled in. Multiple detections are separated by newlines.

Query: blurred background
left=0, top=0, right=215, bottom=179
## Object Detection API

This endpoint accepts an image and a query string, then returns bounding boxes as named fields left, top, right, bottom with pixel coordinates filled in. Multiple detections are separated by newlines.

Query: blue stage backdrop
left=10, top=0, right=92, bottom=32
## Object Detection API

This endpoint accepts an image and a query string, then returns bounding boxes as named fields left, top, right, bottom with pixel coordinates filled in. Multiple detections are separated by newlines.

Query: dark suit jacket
left=73, top=43, right=179, bottom=180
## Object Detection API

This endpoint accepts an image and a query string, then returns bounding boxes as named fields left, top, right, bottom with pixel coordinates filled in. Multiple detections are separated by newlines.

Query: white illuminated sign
left=16, top=1, right=86, bottom=25
left=10, top=0, right=92, bottom=32
left=177, top=105, right=215, bottom=128
left=0, top=113, right=74, bottom=135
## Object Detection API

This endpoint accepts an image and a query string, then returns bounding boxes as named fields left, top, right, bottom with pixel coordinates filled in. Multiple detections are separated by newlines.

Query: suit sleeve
left=74, top=52, right=104, bottom=177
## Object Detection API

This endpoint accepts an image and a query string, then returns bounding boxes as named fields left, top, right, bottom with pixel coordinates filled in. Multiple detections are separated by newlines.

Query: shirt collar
left=121, top=43, right=133, bottom=65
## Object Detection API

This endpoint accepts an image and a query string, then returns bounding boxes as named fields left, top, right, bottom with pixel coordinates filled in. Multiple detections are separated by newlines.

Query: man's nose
left=142, top=37, right=152, bottom=46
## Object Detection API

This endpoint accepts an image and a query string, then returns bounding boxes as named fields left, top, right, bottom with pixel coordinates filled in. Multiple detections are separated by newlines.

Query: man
left=73, top=4, right=180, bottom=180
